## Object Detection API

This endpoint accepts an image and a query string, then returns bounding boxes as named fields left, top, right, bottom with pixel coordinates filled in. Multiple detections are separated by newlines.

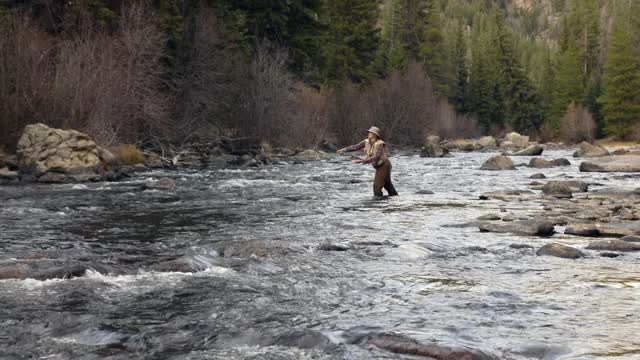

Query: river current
left=1, top=150, right=639, bottom=359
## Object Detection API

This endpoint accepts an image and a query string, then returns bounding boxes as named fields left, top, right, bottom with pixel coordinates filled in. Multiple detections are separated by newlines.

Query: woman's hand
left=337, top=148, right=346, bottom=153
left=351, top=158, right=363, bottom=164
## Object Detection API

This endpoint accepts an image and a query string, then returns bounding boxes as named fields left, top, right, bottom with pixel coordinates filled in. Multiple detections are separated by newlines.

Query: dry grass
left=111, top=144, right=145, bottom=165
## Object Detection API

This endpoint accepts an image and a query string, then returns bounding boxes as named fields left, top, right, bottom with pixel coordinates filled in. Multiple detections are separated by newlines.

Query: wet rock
left=528, top=158, right=571, bottom=168
left=502, top=214, right=517, bottom=222
left=587, top=187, right=640, bottom=199
left=479, top=190, right=534, bottom=200
left=503, top=132, right=529, bottom=148
left=536, top=243, right=585, bottom=259
left=509, top=145, right=544, bottom=156
left=586, top=240, right=640, bottom=252
left=622, top=235, right=640, bottom=243
left=479, top=220, right=555, bottom=237
left=600, top=252, right=621, bottom=258
left=143, top=178, right=176, bottom=190
left=529, top=173, right=546, bottom=179
left=542, top=181, right=573, bottom=198
left=477, top=214, right=501, bottom=221
left=351, top=332, right=497, bottom=360
left=528, top=158, right=555, bottom=168
left=580, top=155, right=640, bottom=172
left=564, top=223, right=600, bottom=237
left=551, top=158, right=571, bottom=166
left=294, top=149, right=332, bottom=161
left=0, top=265, right=29, bottom=280
left=317, top=243, right=351, bottom=251
left=573, top=141, right=609, bottom=157
left=480, top=155, right=515, bottom=170
left=420, top=144, right=450, bottom=158
left=32, top=264, right=89, bottom=280
left=273, top=330, right=337, bottom=351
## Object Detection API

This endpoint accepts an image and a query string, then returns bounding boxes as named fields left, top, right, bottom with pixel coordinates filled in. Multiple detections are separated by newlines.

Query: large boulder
left=420, top=144, right=450, bottom=158
left=480, top=155, right=515, bottom=170
left=528, top=158, right=554, bottom=168
left=509, top=145, right=544, bottom=156
left=573, top=141, right=609, bottom=158
left=503, top=132, right=529, bottom=148
left=16, top=123, right=118, bottom=183
left=579, top=155, right=640, bottom=172
left=536, top=243, right=585, bottom=259
left=564, top=223, right=600, bottom=237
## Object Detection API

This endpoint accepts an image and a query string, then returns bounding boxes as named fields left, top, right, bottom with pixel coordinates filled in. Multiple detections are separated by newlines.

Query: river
left=1, top=150, right=639, bottom=359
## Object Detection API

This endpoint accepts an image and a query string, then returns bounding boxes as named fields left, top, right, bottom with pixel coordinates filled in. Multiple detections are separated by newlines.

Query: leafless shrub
left=287, top=84, right=330, bottom=147
left=559, top=103, right=596, bottom=144
left=237, top=41, right=295, bottom=144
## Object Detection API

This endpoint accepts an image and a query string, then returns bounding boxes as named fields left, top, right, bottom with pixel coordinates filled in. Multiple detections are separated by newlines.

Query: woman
left=337, top=126, right=398, bottom=197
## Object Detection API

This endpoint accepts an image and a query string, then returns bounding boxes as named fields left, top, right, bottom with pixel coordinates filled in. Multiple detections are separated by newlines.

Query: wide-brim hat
left=366, top=126, right=382, bottom=138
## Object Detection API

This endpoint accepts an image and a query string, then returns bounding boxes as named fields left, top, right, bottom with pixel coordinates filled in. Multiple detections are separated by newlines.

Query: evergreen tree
left=420, top=0, right=448, bottom=96
left=449, top=22, right=469, bottom=113
left=320, top=0, right=380, bottom=84
left=598, top=17, right=640, bottom=138
left=551, top=47, right=583, bottom=127
left=493, top=11, right=543, bottom=134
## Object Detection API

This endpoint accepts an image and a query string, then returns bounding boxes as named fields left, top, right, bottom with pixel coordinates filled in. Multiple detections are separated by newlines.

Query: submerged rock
left=480, top=155, right=515, bottom=170
left=529, top=173, right=546, bottom=179
left=349, top=332, right=498, bottom=360
left=536, top=243, right=585, bottom=259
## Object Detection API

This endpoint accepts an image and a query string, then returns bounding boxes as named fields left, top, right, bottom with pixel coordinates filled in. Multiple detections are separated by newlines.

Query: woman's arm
left=337, top=140, right=366, bottom=153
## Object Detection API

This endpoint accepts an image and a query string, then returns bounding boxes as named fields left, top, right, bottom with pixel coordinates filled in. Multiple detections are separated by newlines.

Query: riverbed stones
left=573, top=141, right=609, bottom=157
left=509, top=145, right=544, bottom=156
left=477, top=214, right=501, bottom=221
left=587, top=239, right=640, bottom=252
left=530, top=173, right=546, bottom=179
left=580, top=155, right=640, bottom=172
left=480, top=155, right=515, bottom=170
left=479, top=219, right=555, bottom=236
left=536, top=243, right=585, bottom=259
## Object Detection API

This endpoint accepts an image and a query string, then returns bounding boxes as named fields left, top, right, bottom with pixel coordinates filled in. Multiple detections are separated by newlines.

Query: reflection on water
left=1, top=150, right=639, bottom=359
